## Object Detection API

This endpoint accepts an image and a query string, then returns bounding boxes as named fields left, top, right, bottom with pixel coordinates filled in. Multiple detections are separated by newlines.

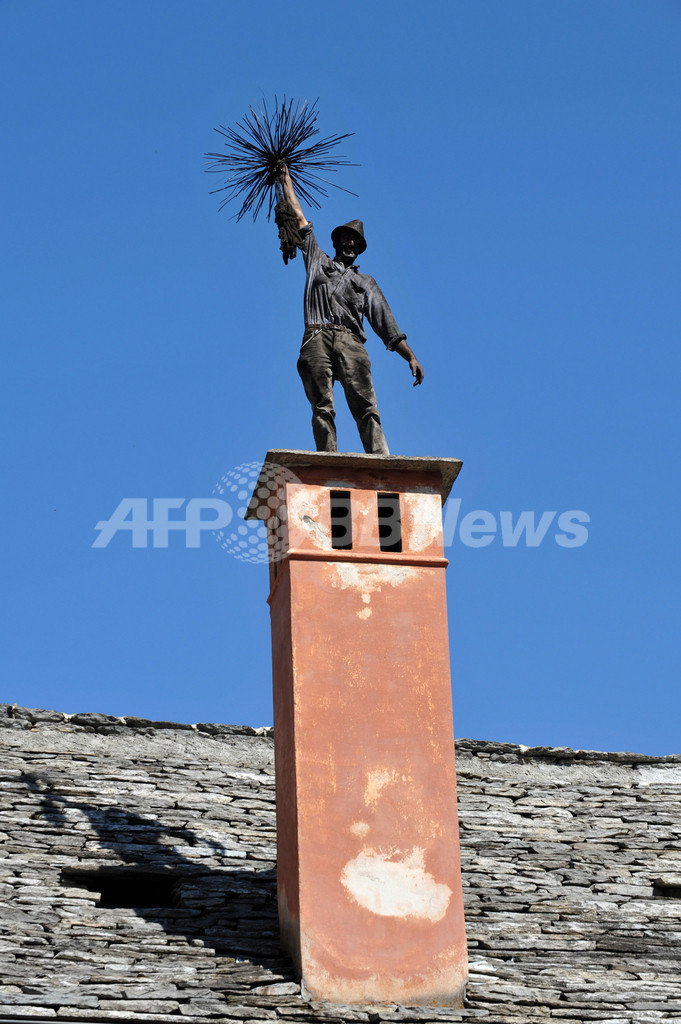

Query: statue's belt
left=301, top=323, right=360, bottom=348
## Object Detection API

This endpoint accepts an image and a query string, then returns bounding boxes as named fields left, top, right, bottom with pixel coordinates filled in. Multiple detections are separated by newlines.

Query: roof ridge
left=1, top=703, right=678, bottom=762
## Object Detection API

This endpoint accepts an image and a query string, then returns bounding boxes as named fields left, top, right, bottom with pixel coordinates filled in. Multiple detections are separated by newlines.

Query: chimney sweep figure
left=280, top=164, right=424, bottom=455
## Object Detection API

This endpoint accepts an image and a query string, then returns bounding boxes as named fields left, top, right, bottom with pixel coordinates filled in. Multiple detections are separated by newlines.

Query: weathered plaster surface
left=288, top=487, right=332, bottom=549
left=327, top=563, right=419, bottom=620
left=402, top=492, right=442, bottom=551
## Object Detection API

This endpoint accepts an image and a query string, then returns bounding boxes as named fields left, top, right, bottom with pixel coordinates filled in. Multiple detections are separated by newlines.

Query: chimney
left=248, top=450, right=467, bottom=1005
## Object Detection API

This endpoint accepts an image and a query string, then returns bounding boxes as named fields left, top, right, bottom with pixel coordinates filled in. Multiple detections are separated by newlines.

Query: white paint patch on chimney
left=301, top=514, right=328, bottom=546
left=356, top=592, right=372, bottom=620
left=350, top=821, right=370, bottom=837
left=402, top=493, right=441, bottom=550
left=330, top=563, right=417, bottom=593
left=340, top=847, right=452, bottom=922
left=364, top=768, right=399, bottom=807
left=330, top=564, right=417, bottom=619
left=288, top=489, right=331, bottom=548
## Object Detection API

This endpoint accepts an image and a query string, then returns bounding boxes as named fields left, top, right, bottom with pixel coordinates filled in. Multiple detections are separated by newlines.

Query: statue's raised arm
left=279, top=163, right=308, bottom=231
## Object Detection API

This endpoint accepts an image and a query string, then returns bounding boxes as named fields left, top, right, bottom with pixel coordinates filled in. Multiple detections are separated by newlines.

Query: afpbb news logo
left=92, top=462, right=589, bottom=561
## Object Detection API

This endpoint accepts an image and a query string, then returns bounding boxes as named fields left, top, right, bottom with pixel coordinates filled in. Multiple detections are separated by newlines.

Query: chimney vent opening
left=330, top=490, right=353, bottom=550
left=378, top=493, right=402, bottom=553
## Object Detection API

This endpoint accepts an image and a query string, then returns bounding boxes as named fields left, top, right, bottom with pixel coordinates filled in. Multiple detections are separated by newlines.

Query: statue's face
left=334, top=229, right=361, bottom=265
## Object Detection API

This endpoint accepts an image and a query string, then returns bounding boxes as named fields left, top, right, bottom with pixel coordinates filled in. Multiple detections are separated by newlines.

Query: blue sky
left=2, top=0, right=679, bottom=753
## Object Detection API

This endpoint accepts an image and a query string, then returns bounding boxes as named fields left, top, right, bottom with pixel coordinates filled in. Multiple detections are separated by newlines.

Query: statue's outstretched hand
left=393, top=339, right=423, bottom=385
left=410, top=358, right=424, bottom=386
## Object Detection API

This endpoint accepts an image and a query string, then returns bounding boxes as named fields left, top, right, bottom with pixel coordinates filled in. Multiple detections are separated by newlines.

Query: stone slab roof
left=1, top=704, right=680, bottom=1023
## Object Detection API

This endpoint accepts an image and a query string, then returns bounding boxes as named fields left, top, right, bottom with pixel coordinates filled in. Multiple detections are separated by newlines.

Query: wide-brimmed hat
left=331, top=219, right=367, bottom=255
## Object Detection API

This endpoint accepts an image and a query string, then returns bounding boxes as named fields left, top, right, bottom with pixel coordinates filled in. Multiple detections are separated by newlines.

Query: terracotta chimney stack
left=248, top=450, right=467, bottom=1005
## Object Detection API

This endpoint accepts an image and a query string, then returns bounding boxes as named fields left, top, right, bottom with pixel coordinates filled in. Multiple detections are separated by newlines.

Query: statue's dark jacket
left=299, top=223, right=406, bottom=350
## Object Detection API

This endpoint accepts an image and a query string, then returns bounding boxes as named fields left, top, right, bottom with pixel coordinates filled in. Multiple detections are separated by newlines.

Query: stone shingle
left=0, top=705, right=679, bottom=1023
